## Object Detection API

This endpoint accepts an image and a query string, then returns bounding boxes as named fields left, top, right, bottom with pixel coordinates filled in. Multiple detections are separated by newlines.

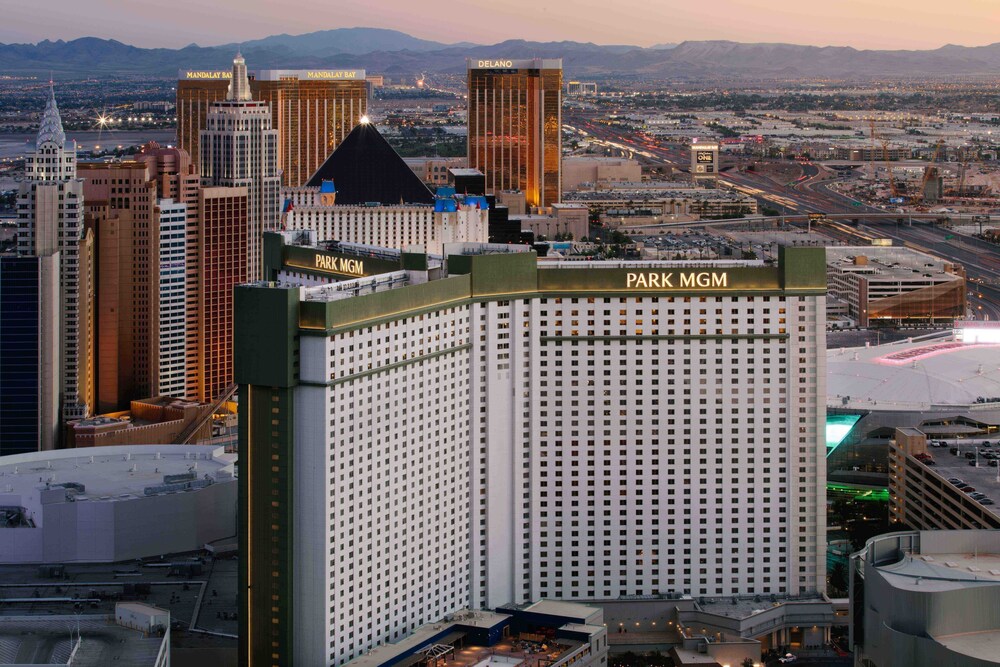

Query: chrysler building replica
left=199, top=53, right=280, bottom=280
left=16, top=84, right=90, bottom=423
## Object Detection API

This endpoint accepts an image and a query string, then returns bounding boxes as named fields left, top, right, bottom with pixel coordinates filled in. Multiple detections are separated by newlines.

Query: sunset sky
left=3, top=0, right=999, bottom=50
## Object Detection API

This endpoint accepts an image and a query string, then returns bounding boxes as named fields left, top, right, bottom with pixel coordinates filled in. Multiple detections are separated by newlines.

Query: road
left=563, top=117, right=1000, bottom=320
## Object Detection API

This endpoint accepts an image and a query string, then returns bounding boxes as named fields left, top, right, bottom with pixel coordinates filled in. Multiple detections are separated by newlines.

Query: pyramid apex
left=306, top=121, right=434, bottom=205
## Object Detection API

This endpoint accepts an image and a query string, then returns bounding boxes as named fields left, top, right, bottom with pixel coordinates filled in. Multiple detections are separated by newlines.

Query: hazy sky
left=3, top=0, right=999, bottom=50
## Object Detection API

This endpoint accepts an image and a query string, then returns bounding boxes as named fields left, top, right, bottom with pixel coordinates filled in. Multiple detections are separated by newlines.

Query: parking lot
left=925, top=439, right=1000, bottom=509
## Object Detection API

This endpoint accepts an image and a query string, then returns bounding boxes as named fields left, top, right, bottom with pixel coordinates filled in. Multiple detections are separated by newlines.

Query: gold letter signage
left=627, top=271, right=728, bottom=289
left=314, top=254, right=365, bottom=277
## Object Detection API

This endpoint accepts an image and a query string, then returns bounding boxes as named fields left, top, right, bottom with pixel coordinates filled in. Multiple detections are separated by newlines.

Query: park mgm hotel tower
left=236, top=242, right=827, bottom=667
left=177, top=68, right=367, bottom=186
left=467, top=58, right=562, bottom=208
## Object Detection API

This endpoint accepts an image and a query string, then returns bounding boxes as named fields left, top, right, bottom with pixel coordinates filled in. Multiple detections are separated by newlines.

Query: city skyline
left=5, top=6, right=1000, bottom=665
left=2, top=0, right=1000, bottom=51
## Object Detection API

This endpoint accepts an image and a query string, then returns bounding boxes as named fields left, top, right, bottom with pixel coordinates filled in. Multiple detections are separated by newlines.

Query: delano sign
left=626, top=271, right=729, bottom=289
left=478, top=60, right=514, bottom=68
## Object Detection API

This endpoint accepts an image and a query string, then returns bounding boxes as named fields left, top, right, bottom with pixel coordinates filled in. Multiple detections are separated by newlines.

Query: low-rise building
left=404, top=157, right=468, bottom=186
left=834, top=146, right=912, bottom=161
left=345, top=601, right=607, bottom=667
left=0, top=603, right=170, bottom=667
left=66, top=396, right=233, bottom=447
left=511, top=203, right=590, bottom=240
left=562, top=157, right=641, bottom=192
left=0, top=444, right=236, bottom=564
left=851, top=530, right=1000, bottom=667
left=597, top=594, right=834, bottom=661
left=825, top=246, right=965, bottom=326
left=564, top=188, right=757, bottom=223
left=888, top=427, right=1000, bottom=530
left=566, top=81, right=598, bottom=96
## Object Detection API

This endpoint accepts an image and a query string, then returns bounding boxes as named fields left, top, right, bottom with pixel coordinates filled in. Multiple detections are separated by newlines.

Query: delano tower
left=467, top=58, right=562, bottom=208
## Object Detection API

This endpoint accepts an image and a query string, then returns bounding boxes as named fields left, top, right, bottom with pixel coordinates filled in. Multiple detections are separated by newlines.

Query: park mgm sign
left=266, top=234, right=403, bottom=282
left=626, top=270, right=728, bottom=289
left=283, top=249, right=368, bottom=279
left=312, top=254, right=365, bottom=278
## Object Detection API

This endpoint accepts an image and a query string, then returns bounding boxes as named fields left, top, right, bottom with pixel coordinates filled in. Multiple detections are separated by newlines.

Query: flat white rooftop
left=826, top=245, right=959, bottom=278
left=0, top=445, right=235, bottom=502
left=828, top=337, right=1000, bottom=410
left=935, top=629, right=1000, bottom=662
left=346, top=610, right=509, bottom=667
left=522, top=599, right=601, bottom=621
left=879, top=553, right=1000, bottom=592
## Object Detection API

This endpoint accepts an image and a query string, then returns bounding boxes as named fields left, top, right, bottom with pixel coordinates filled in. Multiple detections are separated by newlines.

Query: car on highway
left=779, top=655, right=798, bottom=664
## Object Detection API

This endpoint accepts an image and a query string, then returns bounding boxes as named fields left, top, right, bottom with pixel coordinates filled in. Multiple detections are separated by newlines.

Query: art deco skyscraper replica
left=15, top=84, right=92, bottom=426
left=199, top=53, right=280, bottom=280
left=177, top=67, right=367, bottom=186
left=467, top=58, right=563, bottom=207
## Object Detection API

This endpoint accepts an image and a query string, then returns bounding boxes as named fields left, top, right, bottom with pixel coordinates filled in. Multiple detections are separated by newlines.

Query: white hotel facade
left=281, top=186, right=489, bottom=255
left=235, top=245, right=827, bottom=667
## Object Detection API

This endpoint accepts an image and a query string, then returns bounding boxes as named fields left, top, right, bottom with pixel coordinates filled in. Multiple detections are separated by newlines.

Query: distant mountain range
left=3, top=28, right=1000, bottom=78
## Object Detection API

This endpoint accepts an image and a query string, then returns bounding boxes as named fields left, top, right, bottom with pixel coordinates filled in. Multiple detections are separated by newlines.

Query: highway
left=563, top=115, right=1000, bottom=320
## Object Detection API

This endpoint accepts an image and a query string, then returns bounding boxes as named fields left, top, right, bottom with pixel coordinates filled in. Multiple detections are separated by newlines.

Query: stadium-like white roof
left=0, top=444, right=235, bottom=503
left=828, top=338, right=1000, bottom=411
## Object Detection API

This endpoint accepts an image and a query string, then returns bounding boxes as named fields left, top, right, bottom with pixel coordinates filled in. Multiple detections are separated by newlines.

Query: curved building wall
left=0, top=445, right=236, bottom=564
left=856, top=531, right=1000, bottom=667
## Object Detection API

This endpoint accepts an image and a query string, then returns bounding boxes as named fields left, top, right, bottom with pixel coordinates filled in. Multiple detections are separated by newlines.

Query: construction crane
left=911, top=138, right=945, bottom=206
left=942, top=144, right=974, bottom=199
left=957, top=145, right=970, bottom=198
left=881, top=138, right=900, bottom=200
left=868, top=118, right=878, bottom=182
